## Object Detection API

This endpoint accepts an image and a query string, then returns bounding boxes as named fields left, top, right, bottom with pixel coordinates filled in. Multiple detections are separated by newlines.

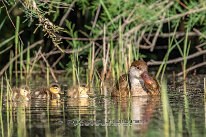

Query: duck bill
left=141, top=71, right=153, bottom=84
left=58, top=91, right=64, bottom=94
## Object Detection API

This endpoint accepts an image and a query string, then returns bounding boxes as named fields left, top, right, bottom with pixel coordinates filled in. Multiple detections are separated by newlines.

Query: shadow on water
left=0, top=75, right=206, bottom=137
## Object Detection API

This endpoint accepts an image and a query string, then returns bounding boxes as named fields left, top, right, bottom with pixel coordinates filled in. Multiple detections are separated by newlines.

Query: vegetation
left=0, top=1, right=206, bottom=136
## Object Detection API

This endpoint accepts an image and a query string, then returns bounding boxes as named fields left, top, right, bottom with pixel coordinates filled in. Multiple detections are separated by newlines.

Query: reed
left=75, top=53, right=80, bottom=85
left=88, top=46, right=92, bottom=84
left=182, top=29, right=190, bottom=80
left=5, top=73, right=13, bottom=137
left=9, top=50, right=14, bottom=83
left=0, top=107, right=4, bottom=137
left=156, top=22, right=180, bottom=80
left=17, top=107, right=27, bottom=137
left=178, top=110, right=183, bottom=137
left=47, top=67, right=49, bottom=87
left=26, top=44, right=30, bottom=78
left=20, top=43, right=23, bottom=79
left=204, top=78, right=206, bottom=100
left=161, top=79, right=169, bottom=137
left=0, top=77, right=3, bottom=137
left=94, top=70, right=100, bottom=88
left=71, top=55, right=76, bottom=86
left=15, top=16, right=20, bottom=85
left=118, top=21, right=123, bottom=74
left=0, top=77, right=3, bottom=110
left=183, top=82, right=191, bottom=136
left=110, top=40, right=115, bottom=79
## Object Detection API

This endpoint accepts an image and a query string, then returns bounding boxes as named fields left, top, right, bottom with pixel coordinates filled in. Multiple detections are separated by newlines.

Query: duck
left=67, top=85, right=89, bottom=98
left=32, top=83, right=63, bottom=100
left=144, top=76, right=161, bottom=95
left=7, top=85, right=31, bottom=101
left=111, top=74, right=129, bottom=97
left=111, top=60, right=160, bottom=97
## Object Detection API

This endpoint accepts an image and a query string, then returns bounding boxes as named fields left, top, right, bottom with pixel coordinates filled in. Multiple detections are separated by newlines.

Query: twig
left=124, top=5, right=206, bottom=37
left=196, top=42, right=206, bottom=51
left=193, top=28, right=206, bottom=39
left=51, top=54, right=65, bottom=68
left=59, top=0, right=76, bottom=26
left=40, top=51, right=58, bottom=82
left=90, top=5, right=101, bottom=36
left=13, top=70, right=66, bottom=74
left=89, top=42, right=95, bottom=82
left=2, top=0, right=24, bottom=45
left=28, top=46, right=42, bottom=77
left=150, top=12, right=165, bottom=52
left=177, top=61, right=206, bottom=76
left=145, top=32, right=198, bottom=38
left=2, top=0, right=15, bottom=29
left=0, top=40, right=44, bottom=77
left=148, top=49, right=206, bottom=65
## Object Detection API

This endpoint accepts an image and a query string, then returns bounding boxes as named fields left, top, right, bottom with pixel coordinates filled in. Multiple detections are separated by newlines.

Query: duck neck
left=129, top=75, right=147, bottom=96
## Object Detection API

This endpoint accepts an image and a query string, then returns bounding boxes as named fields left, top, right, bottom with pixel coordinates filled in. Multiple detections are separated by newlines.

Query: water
left=0, top=75, right=206, bottom=137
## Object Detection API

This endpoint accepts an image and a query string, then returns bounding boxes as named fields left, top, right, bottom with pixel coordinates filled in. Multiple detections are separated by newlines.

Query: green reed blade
left=47, top=67, right=49, bottom=88
left=15, top=16, right=20, bottom=86
left=0, top=35, right=15, bottom=49
left=20, top=43, right=23, bottom=79
left=26, top=44, right=30, bottom=77
left=100, top=0, right=115, bottom=29
left=0, top=77, right=3, bottom=109
left=9, top=51, right=14, bottom=82
left=161, top=79, right=169, bottom=137
left=178, top=110, right=183, bottom=137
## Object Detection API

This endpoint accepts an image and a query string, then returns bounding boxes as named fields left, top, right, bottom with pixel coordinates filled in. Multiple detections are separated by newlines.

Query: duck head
left=129, top=60, right=154, bottom=96
left=78, top=85, right=89, bottom=98
left=19, top=85, right=31, bottom=100
left=49, top=83, right=63, bottom=95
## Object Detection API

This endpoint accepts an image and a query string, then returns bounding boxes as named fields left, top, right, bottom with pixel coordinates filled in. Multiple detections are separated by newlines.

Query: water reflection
left=0, top=76, right=206, bottom=137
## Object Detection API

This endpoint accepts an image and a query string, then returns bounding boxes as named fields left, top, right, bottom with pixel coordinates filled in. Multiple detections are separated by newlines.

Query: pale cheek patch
left=129, top=66, right=142, bottom=78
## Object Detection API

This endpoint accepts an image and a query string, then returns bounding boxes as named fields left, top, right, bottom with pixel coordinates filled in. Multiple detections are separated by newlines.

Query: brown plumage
left=32, top=83, right=63, bottom=100
left=67, top=85, right=89, bottom=98
left=111, top=74, right=130, bottom=98
left=6, top=85, right=31, bottom=102
left=145, top=76, right=161, bottom=95
left=111, top=60, right=161, bottom=97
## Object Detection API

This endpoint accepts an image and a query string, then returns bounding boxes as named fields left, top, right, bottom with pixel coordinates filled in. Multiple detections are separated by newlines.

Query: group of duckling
left=6, top=60, right=161, bottom=102
left=7, top=83, right=90, bottom=102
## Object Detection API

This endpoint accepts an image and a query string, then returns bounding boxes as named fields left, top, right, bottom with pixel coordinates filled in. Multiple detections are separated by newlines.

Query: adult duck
left=111, top=60, right=160, bottom=97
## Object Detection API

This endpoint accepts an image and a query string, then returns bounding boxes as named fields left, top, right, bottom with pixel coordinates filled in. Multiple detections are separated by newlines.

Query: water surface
left=0, top=75, right=205, bottom=137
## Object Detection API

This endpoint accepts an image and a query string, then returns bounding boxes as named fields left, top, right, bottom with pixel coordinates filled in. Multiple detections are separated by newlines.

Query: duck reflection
left=111, top=95, right=160, bottom=133
left=29, top=100, right=65, bottom=137
left=67, top=98, right=90, bottom=115
left=132, top=96, right=161, bottom=132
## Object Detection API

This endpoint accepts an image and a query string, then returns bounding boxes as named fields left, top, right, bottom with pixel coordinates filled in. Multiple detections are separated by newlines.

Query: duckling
left=67, top=85, right=89, bottom=98
left=32, top=83, right=63, bottom=100
left=8, top=85, right=31, bottom=101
